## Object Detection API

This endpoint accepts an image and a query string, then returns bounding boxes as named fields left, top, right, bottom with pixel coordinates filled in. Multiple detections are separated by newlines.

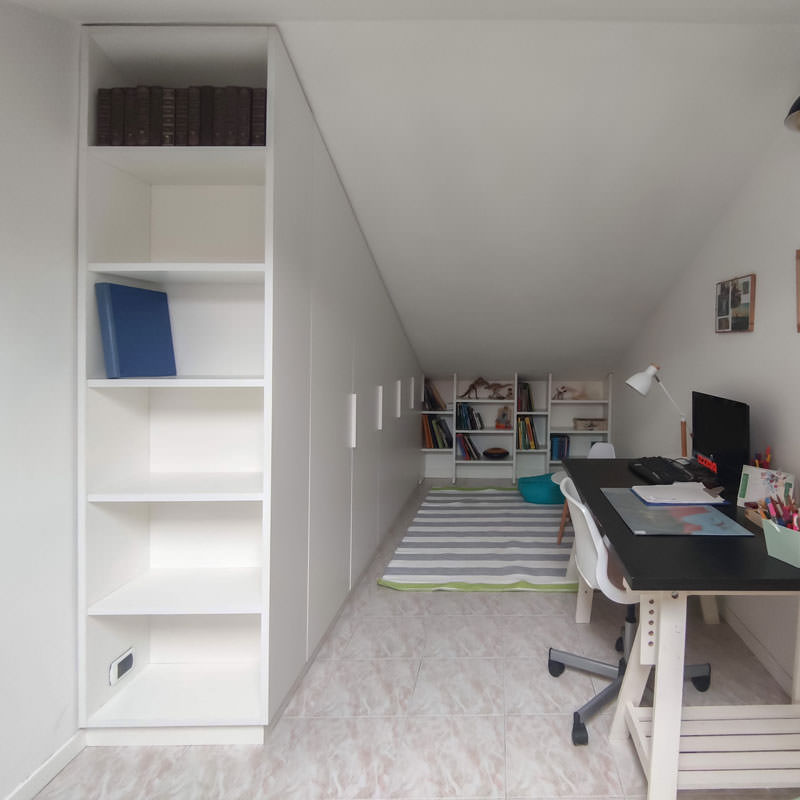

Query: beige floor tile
left=34, top=479, right=800, bottom=800
left=409, top=657, right=504, bottom=715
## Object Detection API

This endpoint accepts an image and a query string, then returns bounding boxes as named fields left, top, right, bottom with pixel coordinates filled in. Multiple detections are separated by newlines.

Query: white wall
left=0, top=3, right=80, bottom=797
left=612, top=129, right=800, bottom=691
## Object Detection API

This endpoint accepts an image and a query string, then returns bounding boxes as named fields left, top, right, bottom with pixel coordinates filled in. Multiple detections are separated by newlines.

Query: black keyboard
left=629, top=456, right=695, bottom=485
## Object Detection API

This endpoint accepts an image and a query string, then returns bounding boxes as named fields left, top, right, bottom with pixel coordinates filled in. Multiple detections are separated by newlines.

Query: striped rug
left=378, top=488, right=577, bottom=591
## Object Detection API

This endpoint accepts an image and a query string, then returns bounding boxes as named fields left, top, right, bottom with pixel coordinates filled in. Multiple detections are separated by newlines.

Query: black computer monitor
left=691, top=391, right=750, bottom=489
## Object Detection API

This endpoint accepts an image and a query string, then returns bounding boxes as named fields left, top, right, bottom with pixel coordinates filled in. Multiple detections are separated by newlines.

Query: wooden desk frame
left=564, top=458, right=800, bottom=800
left=610, top=590, right=800, bottom=798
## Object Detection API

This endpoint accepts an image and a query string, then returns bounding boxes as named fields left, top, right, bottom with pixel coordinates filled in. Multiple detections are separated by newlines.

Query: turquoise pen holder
left=762, top=518, right=800, bottom=567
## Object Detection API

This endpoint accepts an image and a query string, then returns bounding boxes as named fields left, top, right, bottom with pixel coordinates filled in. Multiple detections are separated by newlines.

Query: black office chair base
left=572, top=712, right=589, bottom=746
left=548, top=607, right=712, bottom=745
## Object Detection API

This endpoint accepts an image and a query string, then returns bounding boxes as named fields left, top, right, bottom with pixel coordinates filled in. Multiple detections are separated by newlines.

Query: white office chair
left=548, top=476, right=711, bottom=745
left=555, top=441, right=616, bottom=544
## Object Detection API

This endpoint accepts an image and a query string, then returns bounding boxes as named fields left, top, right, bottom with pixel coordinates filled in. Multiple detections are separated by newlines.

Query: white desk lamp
left=625, top=363, right=688, bottom=458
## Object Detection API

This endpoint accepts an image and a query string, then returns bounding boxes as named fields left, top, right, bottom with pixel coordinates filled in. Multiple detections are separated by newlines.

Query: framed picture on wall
left=715, top=274, right=755, bottom=332
left=796, top=251, right=800, bottom=332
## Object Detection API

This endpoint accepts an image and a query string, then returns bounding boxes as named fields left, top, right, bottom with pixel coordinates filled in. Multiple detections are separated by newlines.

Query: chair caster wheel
left=615, top=636, right=624, bottom=652
left=571, top=713, right=589, bottom=746
left=548, top=657, right=565, bottom=678
left=691, top=668, right=711, bottom=693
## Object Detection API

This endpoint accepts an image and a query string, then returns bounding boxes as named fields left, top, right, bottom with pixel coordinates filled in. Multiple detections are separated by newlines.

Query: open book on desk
left=632, top=482, right=726, bottom=505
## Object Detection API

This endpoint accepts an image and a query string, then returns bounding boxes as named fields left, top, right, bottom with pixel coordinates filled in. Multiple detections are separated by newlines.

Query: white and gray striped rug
left=378, top=488, right=578, bottom=591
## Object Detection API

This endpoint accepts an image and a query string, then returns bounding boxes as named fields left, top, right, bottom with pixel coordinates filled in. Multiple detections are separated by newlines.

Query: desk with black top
left=564, top=457, right=800, bottom=800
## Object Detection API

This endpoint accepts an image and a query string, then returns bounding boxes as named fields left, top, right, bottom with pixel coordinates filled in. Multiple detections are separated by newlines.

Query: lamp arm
left=655, top=376, right=688, bottom=458
left=654, top=376, right=685, bottom=419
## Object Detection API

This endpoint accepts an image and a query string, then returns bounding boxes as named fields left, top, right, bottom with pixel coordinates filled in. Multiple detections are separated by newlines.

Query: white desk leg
left=646, top=591, right=687, bottom=800
left=699, top=595, right=720, bottom=624
left=792, top=596, right=800, bottom=703
left=610, top=623, right=651, bottom=740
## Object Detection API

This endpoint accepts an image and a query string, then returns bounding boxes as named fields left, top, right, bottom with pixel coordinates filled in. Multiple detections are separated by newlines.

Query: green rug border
left=377, top=578, right=578, bottom=592
left=430, top=486, right=518, bottom=492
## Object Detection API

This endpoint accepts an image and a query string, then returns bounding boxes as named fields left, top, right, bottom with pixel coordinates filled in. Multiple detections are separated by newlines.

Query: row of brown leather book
left=96, top=86, right=267, bottom=147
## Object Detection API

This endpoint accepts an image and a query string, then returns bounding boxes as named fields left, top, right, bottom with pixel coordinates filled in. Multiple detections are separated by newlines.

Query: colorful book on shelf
left=161, top=87, right=176, bottom=145
left=436, top=417, right=452, bottom=448
left=199, top=85, right=215, bottom=145
left=174, top=87, right=189, bottom=145
left=109, top=87, right=124, bottom=145
left=526, top=417, right=537, bottom=449
left=251, top=87, right=266, bottom=146
left=148, top=86, right=164, bottom=145
left=96, top=88, right=112, bottom=145
left=237, top=86, right=252, bottom=145
left=135, top=85, right=150, bottom=145
left=517, top=382, right=533, bottom=412
left=423, top=379, right=447, bottom=411
left=95, top=282, right=177, bottom=378
left=421, top=416, right=433, bottom=448
left=123, top=87, right=137, bottom=145
left=187, top=86, right=201, bottom=145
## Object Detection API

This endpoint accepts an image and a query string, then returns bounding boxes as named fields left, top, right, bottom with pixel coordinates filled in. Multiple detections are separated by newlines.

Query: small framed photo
left=715, top=274, right=755, bottom=332
left=796, top=251, right=800, bottom=332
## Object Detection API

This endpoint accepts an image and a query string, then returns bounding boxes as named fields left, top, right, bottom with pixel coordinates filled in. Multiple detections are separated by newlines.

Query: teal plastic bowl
left=518, top=473, right=564, bottom=504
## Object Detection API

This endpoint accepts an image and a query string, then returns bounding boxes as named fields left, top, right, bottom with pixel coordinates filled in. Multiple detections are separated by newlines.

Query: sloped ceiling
left=13, top=0, right=800, bottom=376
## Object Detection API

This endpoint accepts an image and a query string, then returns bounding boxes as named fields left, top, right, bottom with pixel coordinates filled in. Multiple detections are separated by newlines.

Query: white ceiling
left=13, top=0, right=800, bottom=376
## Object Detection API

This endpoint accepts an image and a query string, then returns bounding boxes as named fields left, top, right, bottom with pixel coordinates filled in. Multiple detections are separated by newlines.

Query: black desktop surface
left=563, top=457, right=800, bottom=592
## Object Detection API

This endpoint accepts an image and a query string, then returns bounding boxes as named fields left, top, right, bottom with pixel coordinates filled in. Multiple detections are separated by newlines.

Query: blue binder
left=95, top=282, right=177, bottom=378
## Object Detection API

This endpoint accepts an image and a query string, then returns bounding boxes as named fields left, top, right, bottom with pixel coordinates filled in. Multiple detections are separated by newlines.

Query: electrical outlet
left=109, top=647, right=134, bottom=686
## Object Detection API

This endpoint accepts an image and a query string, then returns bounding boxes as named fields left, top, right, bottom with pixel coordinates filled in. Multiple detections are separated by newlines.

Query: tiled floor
left=35, top=481, right=799, bottom=799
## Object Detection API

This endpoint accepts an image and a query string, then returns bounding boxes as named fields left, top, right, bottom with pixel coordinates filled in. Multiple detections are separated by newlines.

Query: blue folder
left=95, top=282, right=177, bottom=378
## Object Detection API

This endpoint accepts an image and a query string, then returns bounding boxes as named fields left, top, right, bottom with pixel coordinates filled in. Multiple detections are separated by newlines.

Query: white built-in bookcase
left=78, top=26, right=270, bottom=744
left=547, top=374, right=613, bottom=467
left=421, top=373, right=612, bottom=481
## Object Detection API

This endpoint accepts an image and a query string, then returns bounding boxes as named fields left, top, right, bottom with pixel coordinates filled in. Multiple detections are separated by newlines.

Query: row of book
left=517, top=417, right=540, bottom=450
left=456, top=433, right=481, bottom=460
left=455, top=403, right=485, bottom=431
left=422, top=379, right=448, bottom=411
left=550, top=434, right=571, bottom=460
left=96, top=85, right=267, bottom=147
left=421, top=415, right=453, bottom=450
left=517, top=382, right=534, bottom=412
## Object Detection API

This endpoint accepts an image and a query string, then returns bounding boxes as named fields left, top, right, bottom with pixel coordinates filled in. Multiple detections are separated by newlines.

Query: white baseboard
left=722, top=604, right=793, bottom=695
left=84, top=726, right=264, bottom=746
left=6, top=731, right=85, bottom=800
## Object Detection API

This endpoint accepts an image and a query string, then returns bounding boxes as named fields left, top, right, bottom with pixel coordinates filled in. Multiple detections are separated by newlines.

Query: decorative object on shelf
left=796, top=251, right=800, bottom=333
left=552, top=385, right=585, bottom=400
left=495, top=406, right=512, bottom=429
left=483, top=447, right=509, bottom=460
left=625, top=363, right=687, bottom=457
left=573, top=418, right=607, bottom=431
left=715, top=273, right=755, bottom=332
left=487, top=381, right=513, bottom=399
left=458, top=377, right=486, bottom=398
left=458, top=377, right=513, bottom=399
left=96, top=85, right=266, bottom=147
